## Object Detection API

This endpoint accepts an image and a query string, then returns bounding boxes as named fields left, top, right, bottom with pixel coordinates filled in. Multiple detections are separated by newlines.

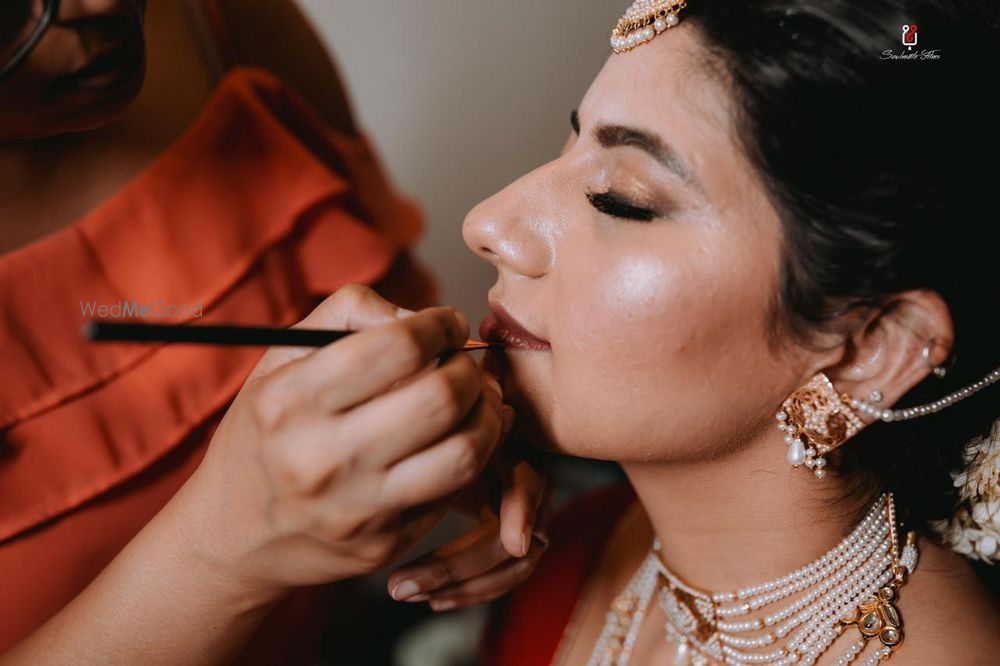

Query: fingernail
left=391, top=580, right=421, bottom=600
left=396, top=307, right=416, bottom=319
left=521, top=529, right=531, bottom=557
left=408, top=594, right=430, bottom=602
left=431, top=599, right=457, bottom=611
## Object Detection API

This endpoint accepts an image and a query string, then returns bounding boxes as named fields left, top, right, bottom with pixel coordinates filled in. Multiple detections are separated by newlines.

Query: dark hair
left=684, top=1, right=1000, bottom=592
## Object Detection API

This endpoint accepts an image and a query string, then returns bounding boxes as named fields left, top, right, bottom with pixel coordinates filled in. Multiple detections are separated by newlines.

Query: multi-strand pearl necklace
left=587, top=493, right=919, bottom=666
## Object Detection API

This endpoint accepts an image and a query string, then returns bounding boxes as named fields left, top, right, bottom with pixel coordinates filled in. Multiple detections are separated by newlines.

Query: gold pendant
left=838, top=584, right=905, bottom=650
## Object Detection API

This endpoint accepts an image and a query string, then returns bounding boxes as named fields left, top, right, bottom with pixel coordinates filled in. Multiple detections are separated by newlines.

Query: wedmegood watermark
left=79, top=300, right=204, bottom=319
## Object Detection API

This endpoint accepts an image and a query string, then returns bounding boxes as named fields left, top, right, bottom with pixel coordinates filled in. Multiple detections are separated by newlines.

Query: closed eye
left=586, top=190, right=658, bottom=222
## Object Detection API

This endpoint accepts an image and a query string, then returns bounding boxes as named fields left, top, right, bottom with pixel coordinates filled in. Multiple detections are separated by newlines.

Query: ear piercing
left=923, top=338, right=955, bottom=379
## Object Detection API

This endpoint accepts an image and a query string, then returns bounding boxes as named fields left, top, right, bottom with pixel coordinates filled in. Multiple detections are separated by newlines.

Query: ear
left=822, top=289, right=954, bottom=420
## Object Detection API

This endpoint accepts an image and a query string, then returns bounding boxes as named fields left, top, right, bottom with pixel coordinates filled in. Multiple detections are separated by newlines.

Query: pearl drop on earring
left=787, top=439, right=806, bottom=466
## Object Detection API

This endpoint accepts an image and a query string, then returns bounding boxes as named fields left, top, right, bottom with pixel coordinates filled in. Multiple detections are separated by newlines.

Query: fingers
left=446, top=404, right=516, bottom=519
left=261, top=305, right=469, bottom=418
left=248, top=284, right=406, bottom=380
left=277, top=360, right=499, bottom=490
left=298, top=283, right=411, bottom=329
left=499, top=456, right=545, bottom=558
left=393, top=537, right=548, bottom=611
left=317, top=306, right=469, bottom=410
left=334, top=355, right=496, bottom=470
left=377, top=378, right=505, bottom=510
left=387, top=522, right=509, bottom=601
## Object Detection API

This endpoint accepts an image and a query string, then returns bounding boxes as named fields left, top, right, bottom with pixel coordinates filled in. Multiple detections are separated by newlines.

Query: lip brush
left=82, top=320, right=500, bottom=351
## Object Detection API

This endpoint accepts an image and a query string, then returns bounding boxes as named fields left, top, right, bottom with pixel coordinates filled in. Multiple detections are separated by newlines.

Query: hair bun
left=931, top=416, right=1000, bottom=563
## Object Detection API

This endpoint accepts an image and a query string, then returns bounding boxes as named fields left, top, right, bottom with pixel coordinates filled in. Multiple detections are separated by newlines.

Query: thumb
left=295, top=283, right=411, bottom=331
left=250, top=284, right=412, bottom=379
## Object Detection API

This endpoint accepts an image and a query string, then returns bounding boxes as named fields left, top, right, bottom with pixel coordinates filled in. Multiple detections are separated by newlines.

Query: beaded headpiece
left=610, top=0, right=688, bottom=53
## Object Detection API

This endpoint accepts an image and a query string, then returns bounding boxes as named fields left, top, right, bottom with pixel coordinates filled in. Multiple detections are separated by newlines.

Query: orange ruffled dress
left=0, top=66, right=437, bottom=661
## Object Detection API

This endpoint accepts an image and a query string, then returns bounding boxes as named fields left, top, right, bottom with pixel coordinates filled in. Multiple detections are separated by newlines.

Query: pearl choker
left=587, top=493, right=919, bottom=666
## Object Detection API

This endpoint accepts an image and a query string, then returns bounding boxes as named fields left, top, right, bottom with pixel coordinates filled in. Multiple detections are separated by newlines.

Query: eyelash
left=586, top=190, right=658, bottom=222
left=575, top=111, right=660, bottom=223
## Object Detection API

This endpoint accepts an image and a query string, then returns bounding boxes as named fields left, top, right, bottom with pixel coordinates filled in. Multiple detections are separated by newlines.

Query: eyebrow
left=578, top=112, right=702, bottom=194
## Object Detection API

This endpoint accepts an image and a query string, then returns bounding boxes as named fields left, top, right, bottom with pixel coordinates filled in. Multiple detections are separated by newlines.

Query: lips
left=53, top=13, right=145, bottom=93
left=58, top=39, right=142, bottom=88
left=479, top=301, right=551, bottom=351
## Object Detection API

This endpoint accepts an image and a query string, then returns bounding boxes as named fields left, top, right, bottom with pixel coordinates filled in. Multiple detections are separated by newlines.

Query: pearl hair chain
left=587, top=493, right=919, bottom=666
left=849, top=367, right=1000, bottom=423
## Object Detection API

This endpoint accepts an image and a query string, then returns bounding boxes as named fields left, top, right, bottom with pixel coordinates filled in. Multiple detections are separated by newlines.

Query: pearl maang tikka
left=610, top=0, right=688, bottom=53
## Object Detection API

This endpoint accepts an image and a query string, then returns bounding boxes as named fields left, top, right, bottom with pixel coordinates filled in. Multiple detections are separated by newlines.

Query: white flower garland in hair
left=930, top=416, right=1000, bottom=563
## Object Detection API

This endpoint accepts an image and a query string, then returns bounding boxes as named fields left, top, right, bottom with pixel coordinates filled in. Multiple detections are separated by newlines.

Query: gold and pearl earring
left=774, top=372, right=866, bottom=478
left=778, top=338, right=1000, bottom=478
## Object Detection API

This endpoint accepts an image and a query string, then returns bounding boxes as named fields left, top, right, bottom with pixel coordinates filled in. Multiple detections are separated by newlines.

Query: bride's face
left=464, top=26, right=801, bottom=462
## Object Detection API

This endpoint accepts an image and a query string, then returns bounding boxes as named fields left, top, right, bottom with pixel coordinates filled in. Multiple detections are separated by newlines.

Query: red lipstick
left=479, top=301, right=551, bottom=351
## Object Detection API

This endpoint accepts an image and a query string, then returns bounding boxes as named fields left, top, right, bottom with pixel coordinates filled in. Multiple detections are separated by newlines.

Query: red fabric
left=0, top=66, right=437, bottom=662
left=482, top=484, right=636, bottom=666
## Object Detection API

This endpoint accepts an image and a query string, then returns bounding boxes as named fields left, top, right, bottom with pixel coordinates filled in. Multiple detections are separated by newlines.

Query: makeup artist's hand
left=387, top=454, right=551, bottom=610
left=168, top=284, right=508, bottom=605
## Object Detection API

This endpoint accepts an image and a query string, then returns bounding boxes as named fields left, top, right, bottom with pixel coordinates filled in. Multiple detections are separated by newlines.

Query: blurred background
left=292, top=2, right=623, bottom=664
left=298, top=0, right=622, bottom=328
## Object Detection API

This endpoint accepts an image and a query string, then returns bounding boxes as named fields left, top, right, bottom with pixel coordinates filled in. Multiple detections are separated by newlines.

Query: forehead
left=578, top=25, right=770, bottom=217
left=581, top=25, right=730, bottom=144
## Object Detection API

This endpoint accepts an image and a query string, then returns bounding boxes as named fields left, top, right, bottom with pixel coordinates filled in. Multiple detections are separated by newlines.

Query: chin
left=68, top=90, right=142, bottom=134
left=11, top=92, right=137, bottom=139
left=482, top=347, right=597, bottom=458
left=484, top=348, right=554, bottom=451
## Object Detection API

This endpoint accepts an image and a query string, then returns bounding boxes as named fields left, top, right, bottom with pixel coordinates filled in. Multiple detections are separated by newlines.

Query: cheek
left=549, top=243, right=781, bottom=461
left=573, top=252, right=680, bottom=371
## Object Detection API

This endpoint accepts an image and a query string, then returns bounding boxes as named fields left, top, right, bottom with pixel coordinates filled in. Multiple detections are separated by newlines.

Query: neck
left=622, top=429, right=874, bottom=593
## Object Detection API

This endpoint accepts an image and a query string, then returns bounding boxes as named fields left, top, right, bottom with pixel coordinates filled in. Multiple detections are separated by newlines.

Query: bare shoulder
left=885, top=539, right=1000, bottom=665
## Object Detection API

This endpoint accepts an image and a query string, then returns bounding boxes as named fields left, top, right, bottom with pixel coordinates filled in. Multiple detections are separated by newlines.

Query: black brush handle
left=83, top=321, right=354, bottom=347
left=82, top=320, right=499, bottom=353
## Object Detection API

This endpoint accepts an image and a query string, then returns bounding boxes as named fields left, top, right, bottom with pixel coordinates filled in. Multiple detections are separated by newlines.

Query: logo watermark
left=880, top=48, right=941, bottom=60
left=880, top=22, right=942, bottom=60
left=79, top=300, right=204, bottom=319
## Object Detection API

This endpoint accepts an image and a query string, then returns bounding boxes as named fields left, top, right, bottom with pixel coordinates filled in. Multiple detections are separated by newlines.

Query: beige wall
left=298, top=1, right=622, bottom=327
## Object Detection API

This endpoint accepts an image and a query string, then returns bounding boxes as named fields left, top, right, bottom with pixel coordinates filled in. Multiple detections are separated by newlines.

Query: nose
left=462, top=163, right=560, bottom=280
left=57, top=0, right=124, bottom=21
